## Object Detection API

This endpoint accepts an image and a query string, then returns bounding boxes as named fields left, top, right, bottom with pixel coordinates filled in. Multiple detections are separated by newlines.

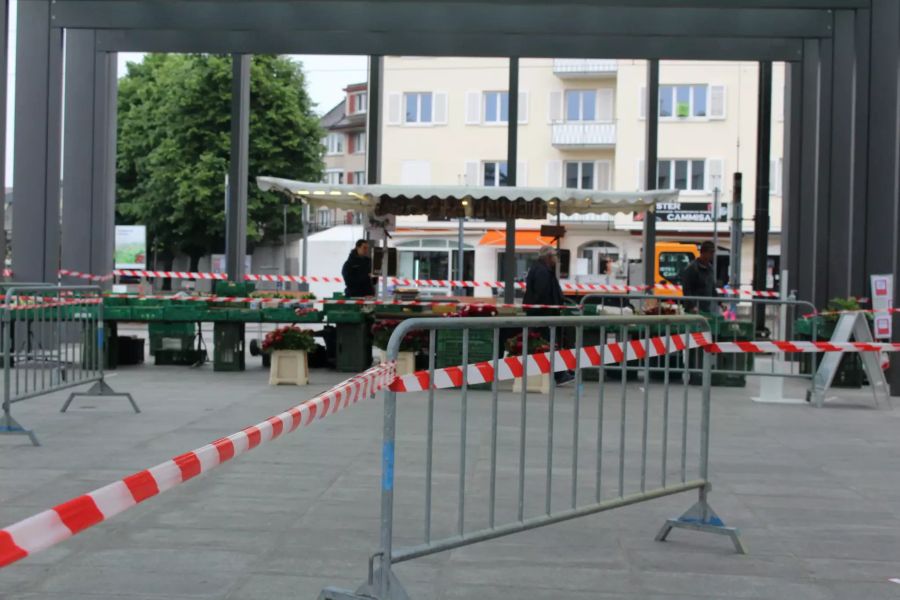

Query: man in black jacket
left=523, top=246, right=574, bottom=385
left=681, top=241, right=717, bottom=313
left=342, top=239, right=376, bottom=297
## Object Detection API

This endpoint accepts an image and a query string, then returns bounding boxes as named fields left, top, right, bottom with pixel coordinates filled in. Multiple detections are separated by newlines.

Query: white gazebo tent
left=257, top=176, right=679, bottom=294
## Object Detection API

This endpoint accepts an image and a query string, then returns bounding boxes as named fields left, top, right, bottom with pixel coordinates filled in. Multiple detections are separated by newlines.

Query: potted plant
left=372, top=319, right=427, bottom=376
left=505, top=331, right=552, bottom=394
left=263, top=325, right=317, bottom=385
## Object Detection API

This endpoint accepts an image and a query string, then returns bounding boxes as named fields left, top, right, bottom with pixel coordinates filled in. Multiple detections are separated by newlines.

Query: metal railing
left=322, top=314, right=745, bottom=600
left=0, top=285, right=137, bottom=446
left=552, top=59, right=618, bottom=77
left=551, top=122, right=617, bottom=147
left=580, top=293, right=819, bottom=392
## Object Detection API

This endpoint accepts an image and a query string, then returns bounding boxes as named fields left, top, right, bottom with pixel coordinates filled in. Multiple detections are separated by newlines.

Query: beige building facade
left=328, top=59, right=786, bottom=296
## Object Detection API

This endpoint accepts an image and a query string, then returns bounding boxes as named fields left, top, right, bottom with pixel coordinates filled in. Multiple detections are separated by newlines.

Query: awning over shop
left=478, top=230, right=555, bottom=248
left=256, top=177, right=678, bottom=221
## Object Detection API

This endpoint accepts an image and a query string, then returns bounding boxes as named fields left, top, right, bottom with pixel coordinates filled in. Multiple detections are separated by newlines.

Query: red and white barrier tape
left=390, top=332, right=712, bottom=392
left=390, top=332, right=900, bottom=393
left=58, top=270, right=779, bottom=298
left=0, top=362, right=396, bottom=569
left=704, top=340, right=900, bottom=354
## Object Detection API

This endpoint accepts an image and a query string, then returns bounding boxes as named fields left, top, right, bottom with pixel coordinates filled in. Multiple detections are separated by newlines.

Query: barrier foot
left=655, top=497, right=746, bottom=554
left=62, top=379, right=140, bottom=414
left=0, top=413, right=40, bottom=446
left=319, top=568, right=411, bottom=600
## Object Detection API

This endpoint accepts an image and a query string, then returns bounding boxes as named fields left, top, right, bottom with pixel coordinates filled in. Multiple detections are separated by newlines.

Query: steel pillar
left=62, top=33, right=117, bottom=285
left=504, top=57, right=519, bottom=304
left=782, top=61, right=803, bottom=301
left=752, top=61, right=772, bottom=313
left=866, top=0, right=900, bottom=394
left=643, top=59, right=659, bottom=287
left=0, top=0, right=8, bottom=273
left=12, top=0, right=63, bottom=283
left=225, top=54, right=250, bottom=282
left=367, top=55, right=383, bottom=184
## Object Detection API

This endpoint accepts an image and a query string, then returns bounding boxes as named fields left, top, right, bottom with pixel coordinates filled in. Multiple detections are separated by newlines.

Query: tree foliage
left=117, top=54, right=324, bottom=269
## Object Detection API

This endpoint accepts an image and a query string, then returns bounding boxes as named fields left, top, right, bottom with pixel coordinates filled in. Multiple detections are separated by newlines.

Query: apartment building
left=319, top=82, right=368, bottom=230
left=377, top=57, right=785, bottom=295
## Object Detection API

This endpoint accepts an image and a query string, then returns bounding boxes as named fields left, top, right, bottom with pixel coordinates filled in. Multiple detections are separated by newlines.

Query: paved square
left=0, top=346, right=898, bottom=599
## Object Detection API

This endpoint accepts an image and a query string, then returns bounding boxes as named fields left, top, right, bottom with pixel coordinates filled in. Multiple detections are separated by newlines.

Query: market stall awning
left=257, top=177, right=678, bottom=221
left=479, top=230, right=555, bottom=248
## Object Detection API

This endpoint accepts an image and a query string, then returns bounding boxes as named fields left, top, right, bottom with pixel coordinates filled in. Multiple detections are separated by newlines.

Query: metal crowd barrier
left=0, top=285, right=137, bottom=446
left=580, top=293, right=819, bottom=390
left=322, top=314, right=745, bottom=600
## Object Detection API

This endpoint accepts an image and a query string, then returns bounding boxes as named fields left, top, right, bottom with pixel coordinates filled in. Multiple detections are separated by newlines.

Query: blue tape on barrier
left=678, top=515, right=724, bottom=527
left=382, top=441, right=394, bottom=491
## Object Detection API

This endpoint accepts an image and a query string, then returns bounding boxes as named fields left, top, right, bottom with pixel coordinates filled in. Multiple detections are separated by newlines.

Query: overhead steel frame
left=10, top=1, right=900, bottom=393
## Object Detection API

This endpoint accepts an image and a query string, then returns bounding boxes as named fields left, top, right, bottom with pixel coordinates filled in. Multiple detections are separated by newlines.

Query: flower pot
left=512, top=372, right=551, bottom=394
left=380, top=349, right=416, bottom=376
left=269, top=350, right=309, bottom=386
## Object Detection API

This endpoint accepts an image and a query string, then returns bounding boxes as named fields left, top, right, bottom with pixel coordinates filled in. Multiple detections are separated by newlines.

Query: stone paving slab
left=0, top=356, right=898, bottom=599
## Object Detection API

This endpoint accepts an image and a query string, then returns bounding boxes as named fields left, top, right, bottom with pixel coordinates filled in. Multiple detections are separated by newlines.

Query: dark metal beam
left=12, top=0, right=63, bottom=283
left=782, top=61, right=803, bottom=300
left=752, top=61, right=772, bottom=311
left=94, top=30, right=805, bottom=62
left=54, top=2, right=835, bottom=38
left=366, top=56, right=382, bottom=185
left=643, top=60, right=659, bottom=289
left=504, top=57, right=519, bottom=305
left=0, top=0, right=7, bottom=273
left=225, top=54, right=250, bottom=282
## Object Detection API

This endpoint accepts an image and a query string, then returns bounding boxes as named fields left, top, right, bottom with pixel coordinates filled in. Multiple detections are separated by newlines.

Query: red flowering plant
left=642, top=301, right=680, bottom=316
left=453, top=303, right=499, bottom=318
left=504, top=331, right=551, bottom=356
left=261, top=326, right=317, bottom=353
left=372, top=319, right=428, bottom=352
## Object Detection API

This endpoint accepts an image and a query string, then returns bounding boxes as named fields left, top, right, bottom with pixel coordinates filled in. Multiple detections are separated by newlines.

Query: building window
left=324, top=170, right=345, bottom=185
left=397, top=239, right=474, bottom=284
left=565, top=161, right=594, bottom=190
left=324, top=133, right=344, bottom=155
left=659, top=85, right=708, bottom=119
left=353, top=171, right=366, bottom=184
left=484, top=91, right=509, bottom=123
left=350, top=91, right=367, bottom=114
left=353, top=131, right=366, bottom=154
left=405, top=92, right=433, bottom=123
left=483, top=161, right=509, bottom=187
left=317, top=208, right=334, bottom=228
left=565, top=90, right=596, bottom=122
left=657, top=159, right=705, bottom=191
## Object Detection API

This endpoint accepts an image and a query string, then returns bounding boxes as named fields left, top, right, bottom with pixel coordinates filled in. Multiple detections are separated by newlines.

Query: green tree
left=117, top=54, right=324, bottom=271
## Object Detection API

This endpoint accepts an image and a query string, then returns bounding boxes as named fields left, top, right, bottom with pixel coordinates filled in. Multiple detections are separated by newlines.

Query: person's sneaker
left=555, top=371, right=575, bottom=386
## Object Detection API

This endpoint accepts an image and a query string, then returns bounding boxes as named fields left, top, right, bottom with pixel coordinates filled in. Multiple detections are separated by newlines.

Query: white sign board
left=870, top=274, right=894, bottom=340
left=114, top=225, right=147, bottom=270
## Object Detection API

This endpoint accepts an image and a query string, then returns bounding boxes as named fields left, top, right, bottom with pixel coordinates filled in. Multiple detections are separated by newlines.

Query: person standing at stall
left=342, top=239, right=376, bottom=297
left=524, top=246, right=575, bottom=386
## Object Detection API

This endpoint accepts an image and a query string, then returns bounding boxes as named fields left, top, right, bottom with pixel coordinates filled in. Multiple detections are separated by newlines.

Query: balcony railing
left=553, top=59, right=618, bottom=78
left=551, top=122, right=616, bottom=148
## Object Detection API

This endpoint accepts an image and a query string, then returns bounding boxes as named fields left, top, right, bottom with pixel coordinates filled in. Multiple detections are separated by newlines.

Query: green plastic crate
left=163, top=305, right=207, bottom=322
left=213, top=322, right=245, bottom=371
left=131, top=306, right=166, bottom=321
left=214, top=281, right=256, bottom=297
left=103, top=306, right=132, bottom=321
left=227, top=309, right=262, bottom=323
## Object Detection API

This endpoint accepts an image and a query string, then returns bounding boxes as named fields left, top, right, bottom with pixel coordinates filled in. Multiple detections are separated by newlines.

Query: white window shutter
left=709, top=85, right=726, bottom=119
left=465, top=91, right=481, bottom=125
left=516, top=160, right=528, bottom=186
left=595, top=160, right=612, bottom=191
left=548, top=91, right=563, bottom=123
left=770, top=158, right=783, bottom=196
left=639, top=87, right=647, bottom=120
left=433, top=91, right=448, bottom=125
left=546, top=160, right=562, bottom=187
left=517, top=91, right=529, bottom=124
left=598, top=88, right=614, bottom=122
left=387, top=93, right=402, bottom=125
left=637, top=159, right=646, bottom=191
left=464, top=161, right=479, bottom=186
left=706, top=158, right=725, bottom=192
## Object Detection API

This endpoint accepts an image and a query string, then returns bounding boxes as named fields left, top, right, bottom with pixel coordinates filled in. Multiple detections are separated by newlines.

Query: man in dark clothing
left=523, top=246, right=574, bottom=386
left=681, top=241, right=717, bottom=313
left=342, top=239, right=376, bottom=297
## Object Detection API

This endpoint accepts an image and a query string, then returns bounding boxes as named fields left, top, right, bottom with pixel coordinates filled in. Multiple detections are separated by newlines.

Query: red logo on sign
left=875, top=280, right=888, bottom=296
